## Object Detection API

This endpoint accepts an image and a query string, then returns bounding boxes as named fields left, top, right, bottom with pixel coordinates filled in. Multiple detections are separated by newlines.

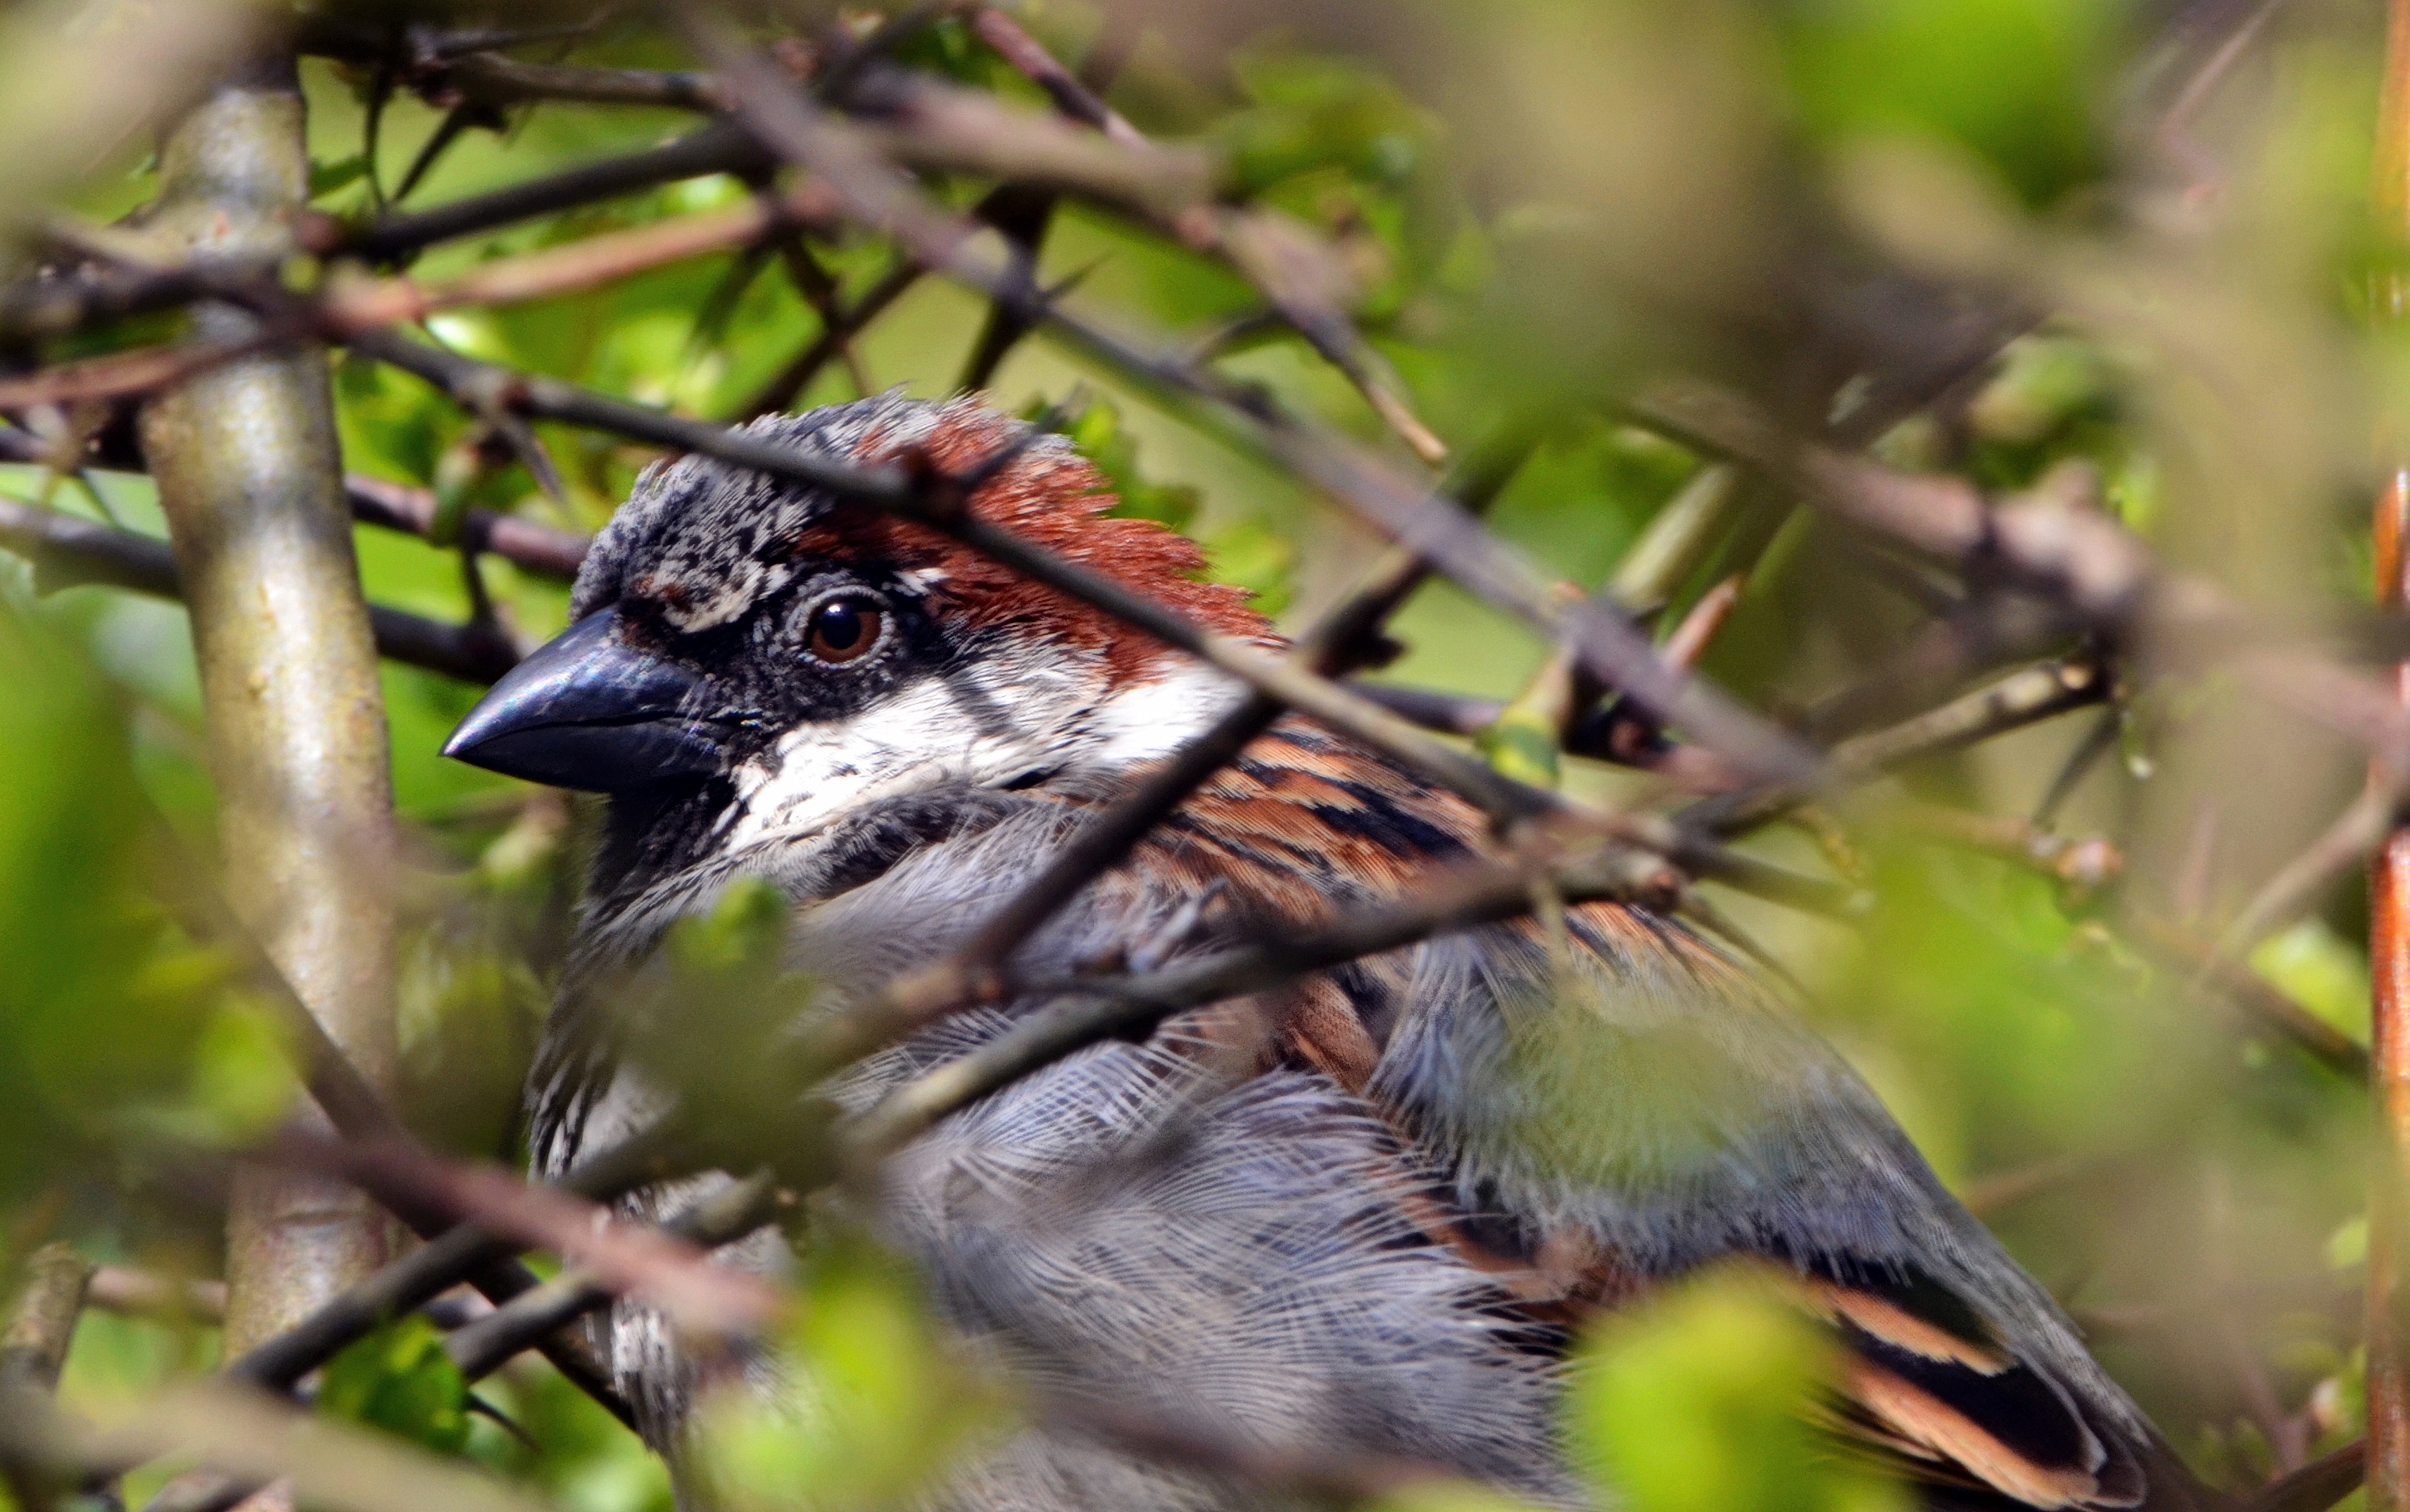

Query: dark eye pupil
left=815, top=603, right=863, bottom=650
left=805, top=596, right=883, bottom=663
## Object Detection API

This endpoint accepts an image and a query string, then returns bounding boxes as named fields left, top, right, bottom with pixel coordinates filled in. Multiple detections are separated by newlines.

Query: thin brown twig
left=322, top=182, right=843, bottom=334
left=1684, top=656, right=2112, bottom=838
left=1, top=1243, right=92, bottom=1396
left=0, top=494, right=522, bottom=683
left=690, top=30, right=1814, bottom=783
left=443, top=1169, right=781, bottom=1383
left=434, top=51, right=724, bottom=112
left=275, top=1131, right=781, bottom=1340
left=840, top=838, right=1689, bottom=1159
left=1882, top=793, right=2371, bottom=1078
left=334, top=120, right=769, bottom=265
left=2129, top=915, right=2372, bottom=1079
left=1638, top=379, right=2410, bottom=767
left=0, top=337, right=273, bottom=412
left=135, top=820, right=631, bottom=1423
left=968, top=8, right=1447, bottom=464
left=84, top=1267, right=226, bottom=1324
left=342, top=474, right=589, bottom=580
left=738, top=256, right=920, bottom=417
left=2223, top=784, right=2401, bottom=959
left=904, top=427, right=1539, bottom=1012
left=0, top=1379, right=562, bottom=1512
left=969, top=8, right=1147, bottom=149
left=348, top=325, right=1570, bottom=826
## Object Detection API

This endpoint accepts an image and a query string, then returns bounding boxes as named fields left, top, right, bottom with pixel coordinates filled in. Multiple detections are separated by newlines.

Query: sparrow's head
left=444, top=395, right=1270, bottom=861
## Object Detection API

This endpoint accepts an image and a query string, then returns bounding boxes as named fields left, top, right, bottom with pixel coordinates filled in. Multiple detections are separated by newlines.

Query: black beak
left=443, top=608, right=729, bottom=791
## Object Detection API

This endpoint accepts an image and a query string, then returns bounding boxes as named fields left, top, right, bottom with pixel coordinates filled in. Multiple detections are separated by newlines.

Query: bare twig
left=0, top=1242, right=92, bottom=1512
left=343, top=474, right=589, bottom=580
left=0, top=336, right=273, bottom=411
left=223, top=1117, right=688, bottom=1403
left=1637, top=379, right=2410, bottom=767
left=692, top=30, right=1814, bottom=783
left=0, top=1380, right=562, bottom=1512
left=2361, top=17, right=2410, bottom=1494
left=934, top=428, right=1538, bottom=987
left=2226, top=784, right=2401, bottom=958
left=322, top=182, right=841, bottom=334
left=434, top=51, right=723, bottom=112
left=1, top=1244, right=92, bottom=1395
left=350, top=325, right=1567, bottom=826
left=1893, top=801, right=2368, bottom=1078
left=842, top=839, right=1689, bottom=1159
left=738, top=256, right=920, bottom=417
left=444, top=1169, right=781, bottom=1383
left=1685, top=656, right=2112, bottom=839
left=964, top=8, right=1446, bottom=463
left=2242, top=1439, right=2366, bottom=1512
left=139, top=62, right=402, bottom=1437
left=333, top=120, right=767, bottom=264
left=969, top=9, right=1145, bottom=149
left=0, top=494, right=522, bottom=683
left=85, top=1267, right=226, bottom=1324
left=276, top=1132, right=781, bottom=1340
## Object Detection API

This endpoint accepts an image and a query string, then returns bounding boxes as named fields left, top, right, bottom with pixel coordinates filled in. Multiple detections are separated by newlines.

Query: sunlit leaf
left=320, top=1315, right=472, bottom=1456
left=1567, top=1268, right=1907, bottom=1512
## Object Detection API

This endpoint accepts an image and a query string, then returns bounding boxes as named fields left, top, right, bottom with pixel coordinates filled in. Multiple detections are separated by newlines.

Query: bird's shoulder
left=1120, top=724, right=2206, bottom=1512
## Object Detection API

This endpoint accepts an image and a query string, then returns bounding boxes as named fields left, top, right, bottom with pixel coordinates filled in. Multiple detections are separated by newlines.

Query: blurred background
left=0, top=0, right=2400, bottom=1508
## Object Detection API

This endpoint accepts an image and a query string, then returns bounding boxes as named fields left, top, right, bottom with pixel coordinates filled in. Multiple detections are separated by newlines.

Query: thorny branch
left=688, top=25, right=1819, bottom=784
left=0, top=9, right=2388, bottom=1511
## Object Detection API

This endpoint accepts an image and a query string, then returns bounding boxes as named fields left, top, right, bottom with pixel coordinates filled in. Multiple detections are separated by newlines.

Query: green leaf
left=1200, top=517, right=1295, bottom=619
left=1567, top=1269, right=1907, bottom=1512
left=320, top=1315, right=472, bottom=1456
left=1040, top=396, right=1201, bottom=531
left=668, top=875, right=790, bottom=981
left=1781, top=0, right=2123, bottom=210
left=1477, top=705, right=1560, bottom=789
left=308, top=153, right=370, bottom=199
left=695, top=1233, right=1003, bottom=1511
left=2250, top=920, right=2373, bottom=1045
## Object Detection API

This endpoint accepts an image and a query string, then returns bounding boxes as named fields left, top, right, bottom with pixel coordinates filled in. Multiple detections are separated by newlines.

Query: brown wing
left=1277, top=974, right=2212, bottom=1512
left=1149, top=722, right=2214, bottom=1512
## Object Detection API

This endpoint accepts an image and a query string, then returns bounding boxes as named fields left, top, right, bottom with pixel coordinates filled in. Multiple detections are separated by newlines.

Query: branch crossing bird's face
left=443, top=395, right=1270, bottom=861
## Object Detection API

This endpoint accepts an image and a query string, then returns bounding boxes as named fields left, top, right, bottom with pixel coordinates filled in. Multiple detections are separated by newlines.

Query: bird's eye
left=802, top=595, right=885, bottom=665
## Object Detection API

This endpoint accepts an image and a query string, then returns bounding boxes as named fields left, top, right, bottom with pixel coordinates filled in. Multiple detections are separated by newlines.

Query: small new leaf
left=320, top=1314, right=472, bottom=1456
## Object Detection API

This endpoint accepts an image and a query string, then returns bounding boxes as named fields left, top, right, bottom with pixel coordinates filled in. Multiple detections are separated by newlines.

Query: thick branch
left=139, top=49, right=400, bottom=1375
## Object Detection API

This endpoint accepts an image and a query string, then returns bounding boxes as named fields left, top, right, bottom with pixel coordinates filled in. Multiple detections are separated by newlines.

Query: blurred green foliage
left=0, top=603, right=235, bottom=1195
left=1780, top=0, right=2125, bottom=209
left=0, top=0, right=2399, bottom=1508
left=1567, top=1269, right=1907, bottom=1512
left=694, top=1235, right=1005, bottom=1512
left=320, top=1314, right=474, bottom=1456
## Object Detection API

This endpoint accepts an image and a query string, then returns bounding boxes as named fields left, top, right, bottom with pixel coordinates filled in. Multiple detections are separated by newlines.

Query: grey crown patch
left=570, top=392, right=1064, bottom=633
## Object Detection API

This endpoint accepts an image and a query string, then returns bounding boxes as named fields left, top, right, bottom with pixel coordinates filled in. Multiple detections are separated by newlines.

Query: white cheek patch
left=722, top=673, right=1068, bottom=852
left=717, top=654, right=1247, bottom=856
left=1091, top=659, right=1249, bottom=763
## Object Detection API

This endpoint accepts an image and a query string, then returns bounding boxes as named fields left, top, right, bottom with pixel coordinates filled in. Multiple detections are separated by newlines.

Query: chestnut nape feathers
left=446, top=393, right=2212, bottom=1512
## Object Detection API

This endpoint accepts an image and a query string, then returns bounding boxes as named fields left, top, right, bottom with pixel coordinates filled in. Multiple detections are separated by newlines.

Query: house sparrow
left=446, top=393, right=2209, bottom=1511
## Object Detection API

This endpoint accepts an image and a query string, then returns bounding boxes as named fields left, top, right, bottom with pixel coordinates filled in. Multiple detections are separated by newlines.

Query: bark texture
left=137, top=51, right=399, bottom=1363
